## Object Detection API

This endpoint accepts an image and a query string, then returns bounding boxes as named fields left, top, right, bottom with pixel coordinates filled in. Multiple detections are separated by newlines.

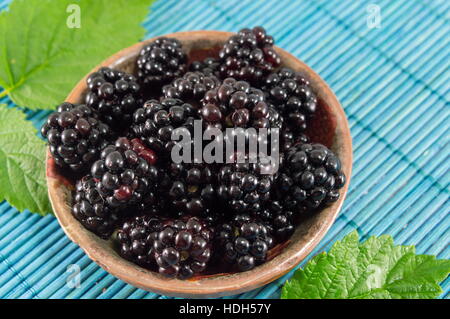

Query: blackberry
left=267, top=104, right=284, bottom=129
left=153, top=217, right=214, bottom=279
left=216, top=219, right=273, bottom=272
left=41, top=102, right=112, bottom=172
left=218, top=26, right=281, bottom=84
left=189, top=57, right=220, bottom=76
left=72, top=175, right=124, bottom=239
left=130, top=98, right=197, bottom=157
left=137, top=37, right=187, bottom=91
left=162, top=71, right=220, bottom=103
left=116, top=215, right=163, bottom=268
left=201, top=77, right=281, bottom=129
left=217, top=156, right=276, bottom=213
left=256, top=200, right=296, bottom=241
left=277, top=143, right=346, bottom=212
left=90, top=137, right=163, bottom=210
left=167, top=162, right=216, bottom=216
left=280, top=129, right=309, bottom=151
left=263, top=67, right=317, bottom=132
left=85, top=67, right=142, bottom=130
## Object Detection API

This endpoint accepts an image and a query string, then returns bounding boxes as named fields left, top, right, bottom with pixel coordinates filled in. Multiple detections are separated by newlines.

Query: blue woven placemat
left=0, top=0, right=448, bottom=299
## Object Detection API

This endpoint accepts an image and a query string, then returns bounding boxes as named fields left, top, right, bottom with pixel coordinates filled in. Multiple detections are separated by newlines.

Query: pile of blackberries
left=42, top=27, right=346, bottom=279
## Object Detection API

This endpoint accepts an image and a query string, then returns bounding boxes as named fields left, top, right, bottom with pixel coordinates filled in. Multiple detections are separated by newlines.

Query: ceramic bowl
left=46, top=31, right=352, bottom=298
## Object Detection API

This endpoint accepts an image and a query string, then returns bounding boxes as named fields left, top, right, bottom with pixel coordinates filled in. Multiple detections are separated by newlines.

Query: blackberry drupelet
left=277, top=142, right=346, bottom=212
left=162, top=71, right=220, bottom=103
left=137, top=37, right=187, bottom=91
left=217, top=156, right=276, bottom=214
left=201, top=77, right=282, bottom=129
left=263, top=67, right=317, bottom=132
left=116, top=215, right=163, bottom=267
left=167, top=162, right=217, bottom=216
left=216, top=219, right=273, bottom=272
left=90, top=137, right=163, bottom=210
left=189, top=57, right=221, bottom=76
left=153, top=217, right=214, bottom=279
left=41, top=102, right=113, bottom=172
left=72, top=175, right=124, bottom=239
left=85, top=67, right=142, bottom=130
left=218, top=26, right=281, bottom=84
left=130, top=98, right=197, bottom=157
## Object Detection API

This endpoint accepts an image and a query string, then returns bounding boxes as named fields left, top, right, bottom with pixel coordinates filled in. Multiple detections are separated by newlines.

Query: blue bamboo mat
left=0, top=0, right=449, bottom=299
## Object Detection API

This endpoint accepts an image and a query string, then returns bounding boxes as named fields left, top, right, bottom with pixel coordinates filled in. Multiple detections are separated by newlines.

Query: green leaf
left=281, top=231, right=450, bottom=299
left=0, top=106, right=51, bottom=215
left=0, top=0, right=152, bottom=109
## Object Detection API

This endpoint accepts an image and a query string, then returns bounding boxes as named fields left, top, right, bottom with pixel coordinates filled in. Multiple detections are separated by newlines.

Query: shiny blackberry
left=130, top=98, right=197, bottom=157
left=263, top=67, right=317, bottom=132
left=201, top=77, right=281, bottom=129
left=256, top=200, right=296, bottom=241
left=116, top=215, right=163, bottom=267
left=153, top=217, right=214, bottom=279
left=90, top=138, right=163, bottom=210
left=189, top=57, right=220, bottom=76
left=280, top=129, right=309, bottom=151
left=162, top=71, right=220, bottom=103
left=137, top=37, right=187, bottom=91
left=217, top=155, right=276, bottom=213
left=72, top=175, right=124, bottom=239
left=216, top=219, right=273, bottom=272
left=276, top=143, right=346, bottom=212
left=41, top=102, right=112, bottom=172
left=85, top=67, right=142, bottom=130
left=167, top=162, right=216, bottom=216
left=218, top=26, right=281, bottom=84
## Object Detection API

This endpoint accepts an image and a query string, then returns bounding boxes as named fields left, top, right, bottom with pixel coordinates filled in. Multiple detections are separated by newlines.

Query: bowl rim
left=47, top=30, right=352, bottom=298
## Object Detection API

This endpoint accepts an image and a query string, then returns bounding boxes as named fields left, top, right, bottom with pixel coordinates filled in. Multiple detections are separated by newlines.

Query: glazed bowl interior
left=47, top=31, right=352, bottom=298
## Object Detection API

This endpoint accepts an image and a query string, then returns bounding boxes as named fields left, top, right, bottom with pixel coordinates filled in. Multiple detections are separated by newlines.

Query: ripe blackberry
left=218, top=26, right=281, bottom=84
left=255, top=200, right=296, bottom=241
left=216, top=219, right=273, bottom=272
left=277, top=143, right=346, bottom=212
left=217, top=156, right=276, bottom=213
left=263, top=67, right=317, bottom=132
left=85, top=67, right=142, bottom=130
left=130, top=98, right=197, bottom=157
left=137, top=37, right=187, bottom=91
left=280, top=129, right=309, bottom=151
left=201, top=77, right=281, bottom=129
left=41, top=102, right=113, bottom=172
left=167, top=162, right=216, bottom=216
left=153, top=217, right=214, bottom=279
left=162, top=71, right=220, bottom=103
left=72, top=175, right=124, bottom=239
left=189, top=57, right=220, bottom=76
left=90, top=138, right=163, bottom=210
left=116, top=215, right=163, bottom=268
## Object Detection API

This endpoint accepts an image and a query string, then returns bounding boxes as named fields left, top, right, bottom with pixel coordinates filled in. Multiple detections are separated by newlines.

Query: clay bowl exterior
left=46, top=31, right=352, bottom=298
